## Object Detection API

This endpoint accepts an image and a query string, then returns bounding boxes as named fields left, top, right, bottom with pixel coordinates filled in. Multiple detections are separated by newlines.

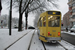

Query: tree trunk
left=18, top=13, right=23, bottom=31
left=25, top=12, right=28, bottom=30
left=18, top=0, right=23, bottom=31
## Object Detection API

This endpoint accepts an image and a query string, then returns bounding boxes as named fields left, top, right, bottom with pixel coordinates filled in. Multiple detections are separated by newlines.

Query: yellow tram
left=37, top=11, right=61, bottom=42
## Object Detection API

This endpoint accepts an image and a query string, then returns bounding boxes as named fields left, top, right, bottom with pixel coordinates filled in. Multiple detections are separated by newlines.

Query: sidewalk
left=0, top=29, right=34, bottom=50
left=61, top=31, right=75, bottom=36
left=7, top=30, right=35, bottom=50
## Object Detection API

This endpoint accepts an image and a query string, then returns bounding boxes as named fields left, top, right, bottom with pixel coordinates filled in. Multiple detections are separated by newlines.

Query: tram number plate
left=52, top=30, right=56, bottom=32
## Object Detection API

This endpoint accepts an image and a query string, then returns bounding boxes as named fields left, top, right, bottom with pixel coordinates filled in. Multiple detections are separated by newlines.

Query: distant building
left=63, top=12, right=70, bottom=28
left=61, top=20, right=63, bottom=24
left=68, top=0, right=75, bottom=27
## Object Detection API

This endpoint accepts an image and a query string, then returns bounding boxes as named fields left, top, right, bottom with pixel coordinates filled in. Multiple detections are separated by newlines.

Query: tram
left=37, top=11, right=61, bottom=43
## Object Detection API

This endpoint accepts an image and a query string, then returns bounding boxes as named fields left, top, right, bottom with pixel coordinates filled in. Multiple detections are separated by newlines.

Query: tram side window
left=38, top=21, right=40, bottom=26
left=40, top=18, right=42, bottom=27
left=43, top=17, right=46, bottom=27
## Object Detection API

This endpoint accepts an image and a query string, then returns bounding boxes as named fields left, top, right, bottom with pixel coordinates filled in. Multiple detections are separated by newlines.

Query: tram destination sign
left=47, top=11, right=61, bottom=15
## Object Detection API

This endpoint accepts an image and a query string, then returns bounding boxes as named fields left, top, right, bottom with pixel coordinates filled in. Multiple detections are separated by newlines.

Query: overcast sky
left=1, top=0, right=68, bottom=26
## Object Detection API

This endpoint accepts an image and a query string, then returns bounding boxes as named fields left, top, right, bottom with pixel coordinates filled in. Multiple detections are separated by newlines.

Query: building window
left=69, top=7, right=72, bottom=10
left=72, top=15, right=75, bottom=18
left=72, top=3, right=75, bottom=6
left=73, top=22, right=75, bottom=25
left=72, top=9, right=75, bottom=13
left=68, top=0, right=70, bottom=2
left=73, top=0, right=75, bottom=1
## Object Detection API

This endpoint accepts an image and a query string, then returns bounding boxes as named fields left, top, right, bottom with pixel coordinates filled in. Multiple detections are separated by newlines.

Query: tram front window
left=48, top=16, right=60, bottom=27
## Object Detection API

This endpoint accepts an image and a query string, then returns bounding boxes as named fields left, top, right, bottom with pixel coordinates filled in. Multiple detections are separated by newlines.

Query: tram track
left=57, top=41, right=68, bottom=50
left=41, top=41, right=46, bottom=50
left=28, top=30, right=75, bottom=50
left=28, top=31, right=35, bottom=50
left=5, top=30, right=33, bottom=50
left=41, top=41, right=69, bottom=50
left=28, top=30, right=45, bottom=50
left=36, top=30, right=72, bottom=50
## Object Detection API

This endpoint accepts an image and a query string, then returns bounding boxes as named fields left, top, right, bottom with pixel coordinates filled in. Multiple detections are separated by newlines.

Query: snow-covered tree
left=0, top=14, right=8, bottom=27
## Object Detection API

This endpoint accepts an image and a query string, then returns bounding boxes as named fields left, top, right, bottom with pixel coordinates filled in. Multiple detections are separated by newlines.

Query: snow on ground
left=1, top=29, right=75, bottom=50
left=7, top=30, right=34, bottom=50
left=44, top=42, right=65, bottom=50
left=61, top=31, right=75, bottom=36
left=61, top=31, right=75, bottom=50
left=58, top=40, right=75, bottom=50
left=0, top=29, right=33, bottom=50
left=30, top=30, right=68, bottom=50
left=30, top=30, right=44, bottom=50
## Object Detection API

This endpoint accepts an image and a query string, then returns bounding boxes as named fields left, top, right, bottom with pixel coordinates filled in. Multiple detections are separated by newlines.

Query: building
left=63, top=12, right=70, bottom=28
left=68, top=0, right=75, bottom=27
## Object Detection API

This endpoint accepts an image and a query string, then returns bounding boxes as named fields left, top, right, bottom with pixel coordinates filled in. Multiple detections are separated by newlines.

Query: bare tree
left=33, top=0, right=58, bottom=27
left=0, top=14, right=8, bottom=27
left=5, top=0, right=58, bottom=31
left=23, top=0, right=58, bottom=30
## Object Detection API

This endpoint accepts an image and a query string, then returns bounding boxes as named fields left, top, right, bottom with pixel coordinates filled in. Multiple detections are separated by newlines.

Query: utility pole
left=9, top=0, right=12, bottom=35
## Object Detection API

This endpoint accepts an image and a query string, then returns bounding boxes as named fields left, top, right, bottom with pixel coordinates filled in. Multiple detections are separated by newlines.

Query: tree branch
left=22, top=0, right=33, bottom=14
left=19, top=0, right=23, bottom=13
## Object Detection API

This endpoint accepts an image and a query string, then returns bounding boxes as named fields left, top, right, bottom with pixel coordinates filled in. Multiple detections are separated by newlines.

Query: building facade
left=63, top=12, right=70, bottom=28
left=68, top=0, right=75, bottom=27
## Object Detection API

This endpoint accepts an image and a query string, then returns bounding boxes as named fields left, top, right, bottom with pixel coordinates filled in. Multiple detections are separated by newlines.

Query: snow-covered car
left=14, top=25, right=18, bottom=28
left=70, top=25, right=75, bottom=32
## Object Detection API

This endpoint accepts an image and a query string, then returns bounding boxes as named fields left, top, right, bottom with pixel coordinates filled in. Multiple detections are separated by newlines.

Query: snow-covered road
left=29, top=30, right=44, bottom=50
left=0, top=29, right=75, bottom=50
left=29, top=30, right=65, bottom=50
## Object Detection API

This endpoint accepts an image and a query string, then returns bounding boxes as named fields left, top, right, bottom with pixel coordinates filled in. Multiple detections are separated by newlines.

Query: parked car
left=28, top=26, right=35, bottom=29
left=14, top=25, right=18, bottom=28
left=70, top=25, right=75, bottom=32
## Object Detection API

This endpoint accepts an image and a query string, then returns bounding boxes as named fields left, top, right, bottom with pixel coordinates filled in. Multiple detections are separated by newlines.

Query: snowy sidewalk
left=0, top=29, right=33, bottom=50
left=7, top=30, right=35, bottom=50
left=61, top=31, right=75, bottom=36
left=58, top=40, right=75, bottom=50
